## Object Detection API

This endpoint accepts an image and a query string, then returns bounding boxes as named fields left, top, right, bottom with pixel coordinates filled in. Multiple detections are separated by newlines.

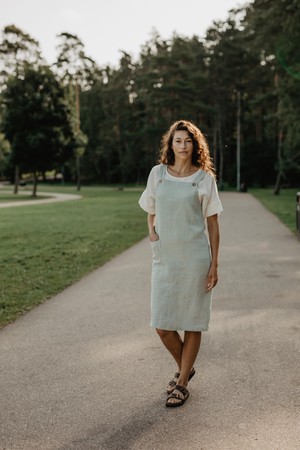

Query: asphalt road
left=0, top=192, right=299, bottom=450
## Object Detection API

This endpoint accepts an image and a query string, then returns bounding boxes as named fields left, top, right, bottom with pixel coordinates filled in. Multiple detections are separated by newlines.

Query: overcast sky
left=0, top=0, right=247, bottom=67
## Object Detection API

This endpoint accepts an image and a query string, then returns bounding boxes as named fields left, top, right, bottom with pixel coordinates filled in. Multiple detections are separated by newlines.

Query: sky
left=0, top=0, right=246, bottom=67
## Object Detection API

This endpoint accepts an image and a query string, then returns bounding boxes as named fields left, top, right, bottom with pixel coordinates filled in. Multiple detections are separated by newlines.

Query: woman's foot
left=166, top=367, right=196, bottom=394
left=166, top=372, right=180, bottom=394
left=166, top=385, right=189, bottom=407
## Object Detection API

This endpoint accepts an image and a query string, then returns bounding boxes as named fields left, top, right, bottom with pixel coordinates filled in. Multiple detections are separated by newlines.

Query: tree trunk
left=213, top=117, right=218, bottom=172
left=76, top=154, right=81, bottom=191
left=273, top=129, right=283, bottom=195
left=75, top=80, right=81, bottom=191
left=14, top=165, right=19, bottom=194
left=32, top=172, right=38, bottom=197
left=236, top=90, right=241, bottom=191
left=273, top=171, right=281, bottom=196
left=115, top=113, right=126, bottom=184
left=273, top=73, right=282, bottom=196
left=217, top=112, right=224, bottom=185
left=255, top=106, right=263, bottom=143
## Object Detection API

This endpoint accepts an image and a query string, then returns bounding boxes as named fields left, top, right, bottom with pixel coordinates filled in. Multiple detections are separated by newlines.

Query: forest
left=0, top=0, right=299, bottom=193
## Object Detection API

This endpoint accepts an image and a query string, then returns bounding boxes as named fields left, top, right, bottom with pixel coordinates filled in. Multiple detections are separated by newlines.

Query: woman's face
left=172, top=130, right=194, bottom=162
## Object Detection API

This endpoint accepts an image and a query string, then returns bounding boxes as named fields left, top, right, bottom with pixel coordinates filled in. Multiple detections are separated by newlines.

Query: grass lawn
left=250, top=188, right=300, bottom=233
left=1, top=183, right=298, bottom=328
left=0, top=185, right=147, bottom=328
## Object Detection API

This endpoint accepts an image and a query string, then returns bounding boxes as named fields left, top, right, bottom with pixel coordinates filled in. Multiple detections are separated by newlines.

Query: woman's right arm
left=147, top=214, right=159, bottom=241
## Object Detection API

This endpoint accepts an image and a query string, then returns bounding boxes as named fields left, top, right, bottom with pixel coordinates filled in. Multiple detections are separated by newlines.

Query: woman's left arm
left=206, top=214, right=220, bottom=292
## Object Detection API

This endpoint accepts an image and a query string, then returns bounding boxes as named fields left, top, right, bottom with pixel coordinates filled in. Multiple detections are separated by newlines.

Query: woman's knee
left=156, top=328, right=173, bottom=339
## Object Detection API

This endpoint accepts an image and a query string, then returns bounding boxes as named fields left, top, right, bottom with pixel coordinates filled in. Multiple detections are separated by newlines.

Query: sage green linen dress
left=139, top=164, right=223, bottom=331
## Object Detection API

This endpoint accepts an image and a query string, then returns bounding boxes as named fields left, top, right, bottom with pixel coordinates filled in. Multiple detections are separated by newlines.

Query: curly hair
left=158, top=120, right=215, bottom=176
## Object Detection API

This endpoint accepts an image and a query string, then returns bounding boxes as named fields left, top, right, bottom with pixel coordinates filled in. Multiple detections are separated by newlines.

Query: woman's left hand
left=206, top=265, right=218, bottom=291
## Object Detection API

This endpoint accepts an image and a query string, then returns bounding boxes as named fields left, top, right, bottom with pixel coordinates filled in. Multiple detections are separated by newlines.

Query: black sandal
left=166, top=367, right=196, bottom=394
left=166, top=385, right=189, bottom=407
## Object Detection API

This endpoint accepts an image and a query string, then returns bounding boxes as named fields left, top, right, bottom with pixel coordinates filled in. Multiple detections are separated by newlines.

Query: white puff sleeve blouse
left=138, top=164, right=223, bottom=217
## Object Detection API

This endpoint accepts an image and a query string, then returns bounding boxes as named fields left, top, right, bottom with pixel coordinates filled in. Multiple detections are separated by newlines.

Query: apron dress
left=151, top=164, right=212, bottom=332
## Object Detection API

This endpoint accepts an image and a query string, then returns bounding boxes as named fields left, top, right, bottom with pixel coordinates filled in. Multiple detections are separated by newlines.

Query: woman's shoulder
left=197, top=170, right=220, bottom=195
left=199, top=170, right=215, bottom=184
left=204, top=169, right=215, bottom=179
left=150, top=163, right=165, bottom=174
left=148, top=164, right=165, bottom=179
left=145, top=164, right=165, bottom=188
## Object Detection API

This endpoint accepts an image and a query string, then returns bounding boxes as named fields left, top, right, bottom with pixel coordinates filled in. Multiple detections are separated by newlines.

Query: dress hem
left=150, top=323, right=209, bottom=332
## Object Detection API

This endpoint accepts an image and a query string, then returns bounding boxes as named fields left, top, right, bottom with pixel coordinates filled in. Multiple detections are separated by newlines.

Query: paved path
left=0, top=190, right=81, bottom=208
left=0, top=192, right=299, bottom=450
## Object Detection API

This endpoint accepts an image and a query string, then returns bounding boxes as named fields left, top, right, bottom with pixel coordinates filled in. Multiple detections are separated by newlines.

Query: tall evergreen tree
left=244, top=0, right=300, bottom=192
left=54, top=32, right=98, bottom=190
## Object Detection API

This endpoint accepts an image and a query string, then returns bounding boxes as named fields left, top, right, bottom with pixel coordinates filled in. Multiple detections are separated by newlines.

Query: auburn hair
left=158, top=120, right=215, bottom=176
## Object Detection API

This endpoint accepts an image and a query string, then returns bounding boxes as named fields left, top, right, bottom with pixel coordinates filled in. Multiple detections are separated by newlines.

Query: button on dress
left=139, top=164, right=223, bottom=332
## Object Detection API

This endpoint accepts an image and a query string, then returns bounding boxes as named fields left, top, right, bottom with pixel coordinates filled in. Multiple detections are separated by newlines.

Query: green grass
left=250, top=188, right=300, bottom=233
left=0, top=185, right=147, bottom=327
left=2, top=184, right=297, bottom=328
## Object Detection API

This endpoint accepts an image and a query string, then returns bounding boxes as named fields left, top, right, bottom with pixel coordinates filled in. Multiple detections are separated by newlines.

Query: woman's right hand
left=149, top=230, right=159, bottom=242
left=148, top=214, right=159, bottom=242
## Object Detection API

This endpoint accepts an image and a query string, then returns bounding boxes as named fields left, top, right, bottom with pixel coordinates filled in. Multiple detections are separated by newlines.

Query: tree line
left=0, top=0, right=299, bottom=195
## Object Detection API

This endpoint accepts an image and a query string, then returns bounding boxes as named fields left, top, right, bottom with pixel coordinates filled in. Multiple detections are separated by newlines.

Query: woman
left=138, top=120, right=223, bottom=407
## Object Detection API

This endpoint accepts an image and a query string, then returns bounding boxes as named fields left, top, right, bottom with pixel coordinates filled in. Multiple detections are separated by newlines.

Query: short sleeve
left=138, top=165, right=161, bottom=214
left=201, top=174, right=223, bottom=218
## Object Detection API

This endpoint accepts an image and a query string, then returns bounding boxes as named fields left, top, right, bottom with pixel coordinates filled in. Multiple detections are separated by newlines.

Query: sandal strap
left=167, top=372, right=180, bottom=388
left=167, top=392, right=183, bottom=401
left=189, top=367, right=196, bottom=380
left=174, top=384, right=189, bottom=396
left=167, top=369, right=195, bottom=394
left=166, top=384, right=190, bottom=407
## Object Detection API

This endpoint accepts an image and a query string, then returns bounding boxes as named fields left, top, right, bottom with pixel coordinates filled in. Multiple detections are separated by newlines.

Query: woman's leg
left=156, top=329, right=183, bottom=371
left=165, top=331, right=202, bottom=405
left=156, top=329, right=202, bottom=378
left=176, top=331, right=201, bottom=386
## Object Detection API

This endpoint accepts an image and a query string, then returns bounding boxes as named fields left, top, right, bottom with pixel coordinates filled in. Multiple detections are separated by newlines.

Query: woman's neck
left=168, top=161, right=198, bottom=177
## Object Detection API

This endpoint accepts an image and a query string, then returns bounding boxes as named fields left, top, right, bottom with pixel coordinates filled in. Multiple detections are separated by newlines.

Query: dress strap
left=161, top=164, right=167, bottom=177
left=158, top=164, right=167, bottom=182
left=154, top=164, right=167, bottom=191
left=193, top=169, right=207, bottom=186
